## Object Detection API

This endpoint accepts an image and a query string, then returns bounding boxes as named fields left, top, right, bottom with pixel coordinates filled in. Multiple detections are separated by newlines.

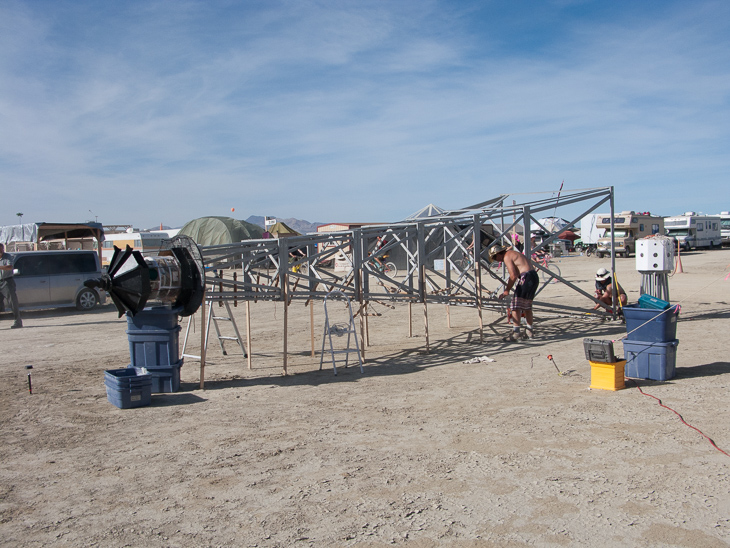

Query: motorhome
left=101, top=229, right=172, bottom=266
left=715, top=211, right=730, bottom=246
left=596, top=211, right=664, bottom=258
left=664, top=213, right=722, bottom=251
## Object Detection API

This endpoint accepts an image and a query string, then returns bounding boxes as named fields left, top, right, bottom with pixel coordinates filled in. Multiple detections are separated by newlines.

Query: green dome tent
left=178, top=216, right=264, bottom=246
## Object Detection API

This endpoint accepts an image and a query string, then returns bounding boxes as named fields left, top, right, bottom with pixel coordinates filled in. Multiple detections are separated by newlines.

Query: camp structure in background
left=266, top=221, right=300, bottom=239
left=101, top=229, right=173, bottom=267
left=178, top=216, right=264, bottom=246
left=404, top=203, right=446, bottom=221
left=0, top=222, right=105, bottom=262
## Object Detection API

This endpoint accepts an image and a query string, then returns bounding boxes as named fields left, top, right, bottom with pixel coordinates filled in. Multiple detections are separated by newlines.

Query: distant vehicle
left=715, top=211, right=730, bottom=246
left=579, top=214, right=605, bottom=246
left=596, top=211, right=664, bottom=258
left=664, top=213, right=722, bottom=251
left=9, top=250, right=107, bottom=311
left=101, top=230, right=171, bottom=266
left=573, top=239, right=596, bottom=255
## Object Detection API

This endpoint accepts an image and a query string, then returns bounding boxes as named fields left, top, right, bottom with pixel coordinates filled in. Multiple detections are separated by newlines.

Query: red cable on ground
left=629, top=380, right=730, bottom=458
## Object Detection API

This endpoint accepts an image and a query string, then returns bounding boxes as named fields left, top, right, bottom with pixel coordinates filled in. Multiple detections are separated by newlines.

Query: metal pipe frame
left=200, top=187, right=616, bottom=318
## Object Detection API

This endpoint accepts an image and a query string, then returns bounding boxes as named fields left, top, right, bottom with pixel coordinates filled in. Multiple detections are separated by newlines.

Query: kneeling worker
left=593, top=267, right=627, bottom=311
left=490, top=244, right=539, bottom=341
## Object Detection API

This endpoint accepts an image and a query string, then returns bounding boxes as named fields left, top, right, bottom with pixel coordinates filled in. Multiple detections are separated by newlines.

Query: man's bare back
left=501, top=249, right=533, bottom=279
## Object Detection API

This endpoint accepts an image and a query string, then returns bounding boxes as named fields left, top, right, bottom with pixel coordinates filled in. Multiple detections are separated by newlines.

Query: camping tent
left=178, top=216, right=264, bottom=246
left=267, top=221, right=300, bottom=238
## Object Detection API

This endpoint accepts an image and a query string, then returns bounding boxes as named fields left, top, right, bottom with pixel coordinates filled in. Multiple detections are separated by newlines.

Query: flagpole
left=551, top=180, right=564, bottom=220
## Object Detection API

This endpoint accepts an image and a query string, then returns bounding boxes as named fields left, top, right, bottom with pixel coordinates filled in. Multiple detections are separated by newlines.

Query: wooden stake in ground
left=477, top=272, right=484, bottom=344
left=283, top=276, right=288, bottom=376
left=199, top=286, right=207, bottom=389
left=309, top=300, right=315, bottom=358
left=408, top=302, right=413, bottom=338
left=424, top=298, right=430, bottom=353
left=359, top=300, right=366, bottom=361
left=420, top=265, right=430, bottom=352
left=246, top=301, right=252, bottom=370
left=364, top=301, right=370, bottom=347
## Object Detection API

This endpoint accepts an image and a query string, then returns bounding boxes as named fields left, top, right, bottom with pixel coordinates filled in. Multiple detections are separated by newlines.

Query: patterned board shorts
left=511, top=270, right=539, bottom=311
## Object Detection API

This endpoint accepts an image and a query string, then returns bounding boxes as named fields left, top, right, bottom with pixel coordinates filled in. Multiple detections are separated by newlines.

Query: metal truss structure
left=193, top=186, right=618, bottom=380
left=201, top=186, right=615, bottom=312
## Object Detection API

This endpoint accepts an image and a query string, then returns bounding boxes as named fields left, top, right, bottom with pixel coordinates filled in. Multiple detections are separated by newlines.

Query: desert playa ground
left=1, top=250, right=729, bottom=547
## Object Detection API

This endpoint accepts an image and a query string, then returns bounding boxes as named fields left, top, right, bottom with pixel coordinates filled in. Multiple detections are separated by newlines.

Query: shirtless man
left=489, top=244, right=539, bottom=341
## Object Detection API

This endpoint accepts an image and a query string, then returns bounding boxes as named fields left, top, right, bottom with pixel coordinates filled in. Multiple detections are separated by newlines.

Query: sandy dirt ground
left=1, top=250, right=729, bottom=547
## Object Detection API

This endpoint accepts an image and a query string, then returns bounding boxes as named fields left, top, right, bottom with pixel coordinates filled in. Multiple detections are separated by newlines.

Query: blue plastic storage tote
left=104, top=367, right=151, bottom=388
left=104, top=368, right=152, bottom=408
left=126, top=307, right=181, bottom=331
left=126, top=326, right=181, bottom=368
left=127, top=360, right=183, bottom=393
left=623, top=304, right=678, bottom=342
left=623, top=339, right=679, bottom=381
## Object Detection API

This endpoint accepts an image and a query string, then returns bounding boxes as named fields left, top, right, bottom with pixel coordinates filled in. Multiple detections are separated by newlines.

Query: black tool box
left=583, top=338, right=616, bottom=363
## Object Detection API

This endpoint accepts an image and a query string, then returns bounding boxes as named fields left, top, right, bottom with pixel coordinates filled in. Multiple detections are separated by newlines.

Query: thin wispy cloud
left=1, top=0, right=728, bottom=227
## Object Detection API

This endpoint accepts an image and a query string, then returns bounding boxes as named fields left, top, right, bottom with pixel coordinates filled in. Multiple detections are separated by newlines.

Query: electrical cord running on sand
left=627, top=379, right=729, bottom=458
left=616, top=268, right=730, bottom=457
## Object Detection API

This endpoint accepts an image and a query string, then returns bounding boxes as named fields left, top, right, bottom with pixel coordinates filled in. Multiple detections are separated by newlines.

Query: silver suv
left=7, top=250, right=107, bottom=311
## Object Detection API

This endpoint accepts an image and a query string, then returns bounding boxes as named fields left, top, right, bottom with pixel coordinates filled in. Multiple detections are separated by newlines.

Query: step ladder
left=182, top=290, right=247, bottom=361
left=319, top=290, right=363, bottom=375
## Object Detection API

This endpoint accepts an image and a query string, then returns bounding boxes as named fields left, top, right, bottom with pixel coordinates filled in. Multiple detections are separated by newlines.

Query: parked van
left=9, top=250, right=107, bottom=311
left=715, top=211, right=730, bottom=246
left=596, top=211, right=664, bottom=258
left=664, top=213, right=722, bottom=251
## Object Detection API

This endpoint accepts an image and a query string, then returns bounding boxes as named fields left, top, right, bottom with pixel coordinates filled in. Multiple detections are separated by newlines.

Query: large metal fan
left=84, top=236, right=205, bottom=317
left=85, top=245, right=151, bottom=317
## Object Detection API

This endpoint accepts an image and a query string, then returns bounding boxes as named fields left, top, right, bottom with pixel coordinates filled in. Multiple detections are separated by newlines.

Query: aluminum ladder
left=182, top=284, right=247, bottom=361
left=319, top=290, right=363, bottom=375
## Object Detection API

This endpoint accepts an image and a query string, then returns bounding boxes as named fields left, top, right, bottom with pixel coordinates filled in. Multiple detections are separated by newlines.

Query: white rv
left=596, top=211, right=664, bottom=258
left=101, top=229, right=172, bottom=266
left=715, top=211, right=730, bottom=246
left=664, top=213, right=722, bottom=251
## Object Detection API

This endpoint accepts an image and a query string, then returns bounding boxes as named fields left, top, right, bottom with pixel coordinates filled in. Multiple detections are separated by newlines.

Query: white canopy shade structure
left=404, top=203, right=446, bottom=220
left=531, top=217, right=570, bottom=234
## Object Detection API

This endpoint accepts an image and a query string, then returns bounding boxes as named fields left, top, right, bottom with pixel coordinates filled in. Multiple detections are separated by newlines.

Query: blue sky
left=1, top=0, right=729, bottom=228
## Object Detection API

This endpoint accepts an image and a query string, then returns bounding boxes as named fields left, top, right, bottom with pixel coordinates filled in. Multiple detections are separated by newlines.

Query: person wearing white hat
left=593, top=267, right=627, bottom=311
left=489, top=244, right=539, bottom=341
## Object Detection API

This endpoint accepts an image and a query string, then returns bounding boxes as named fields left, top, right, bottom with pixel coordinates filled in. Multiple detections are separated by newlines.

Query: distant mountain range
left=245, top=216, right=324, bottom=235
